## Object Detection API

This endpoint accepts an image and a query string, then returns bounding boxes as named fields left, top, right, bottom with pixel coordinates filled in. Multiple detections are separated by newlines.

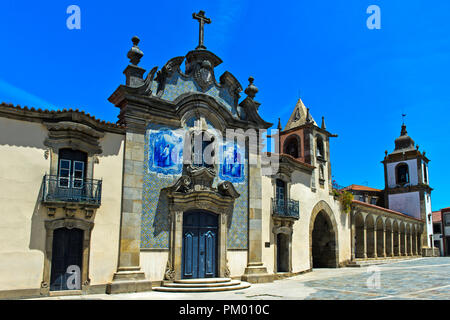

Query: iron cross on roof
left=193, top=10, right=211, bottom=50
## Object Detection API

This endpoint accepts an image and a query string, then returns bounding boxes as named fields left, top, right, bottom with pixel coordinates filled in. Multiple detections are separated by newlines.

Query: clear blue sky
left=1, top=1, right=449, bottom=211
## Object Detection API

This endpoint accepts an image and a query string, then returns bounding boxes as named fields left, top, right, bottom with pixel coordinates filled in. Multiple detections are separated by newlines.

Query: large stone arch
left=354, top=211, right=365, bottom=258
left=309, top=201, right=339, bottom=268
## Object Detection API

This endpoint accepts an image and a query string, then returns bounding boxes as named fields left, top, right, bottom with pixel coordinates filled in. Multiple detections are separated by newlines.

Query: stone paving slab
left=28, top=257, right=450, bottom=300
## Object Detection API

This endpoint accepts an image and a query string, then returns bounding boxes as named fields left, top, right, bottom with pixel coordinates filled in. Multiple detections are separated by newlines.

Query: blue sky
left=1, top=1, right=449, bottom=211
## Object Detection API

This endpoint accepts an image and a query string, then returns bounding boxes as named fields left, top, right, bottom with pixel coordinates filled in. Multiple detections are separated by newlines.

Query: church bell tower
left=382, top=123, right=433, bottom=248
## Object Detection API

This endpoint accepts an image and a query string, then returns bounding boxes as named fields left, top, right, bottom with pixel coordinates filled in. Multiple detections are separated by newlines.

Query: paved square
left=31, top=257, right=450, bottom=300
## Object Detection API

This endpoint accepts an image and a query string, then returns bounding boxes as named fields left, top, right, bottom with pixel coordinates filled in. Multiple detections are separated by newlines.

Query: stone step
left=153, top=281, right=251, bottom=293
left=163, top=279, right=241, bottom=288
left=347, top=257, right=422, bottom=267
left=174, top=278, right=232, bottom=284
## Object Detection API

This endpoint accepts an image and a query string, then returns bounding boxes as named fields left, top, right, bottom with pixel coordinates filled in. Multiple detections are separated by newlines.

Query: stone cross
left=193, top=10, right=211, bottom=50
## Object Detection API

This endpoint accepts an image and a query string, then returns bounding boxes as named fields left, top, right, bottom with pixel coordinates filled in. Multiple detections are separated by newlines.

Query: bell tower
left=382, top=123, right=433, bottom=248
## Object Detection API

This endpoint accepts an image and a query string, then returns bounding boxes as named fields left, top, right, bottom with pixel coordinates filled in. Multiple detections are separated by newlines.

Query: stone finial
left=305, top=108, right=311, bottom=123
left=277, top=118, right=282, bottom=131
left=400, top=123, right=407, bottom=136
left=244, top=76, right=258, bottom=99
left=385, top=150, right=388, bottom=157
left=321, top=116, right=326, bottom=130
left=416, top=145, right=419, bottom=150
left=127, top=36, right=144, bottom=65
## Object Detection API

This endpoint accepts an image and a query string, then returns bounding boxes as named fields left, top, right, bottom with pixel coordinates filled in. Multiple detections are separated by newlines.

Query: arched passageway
left=376, top=218, right=384, bottom=257
left=355, top=213, right=365, bottom=258
left=393, top=221, right=399, bottom=256
left=311, top=210, right=338, bottom=268
left=385, top=220, right=393, bottom=257
left=366, top=215, right=375, bottom=258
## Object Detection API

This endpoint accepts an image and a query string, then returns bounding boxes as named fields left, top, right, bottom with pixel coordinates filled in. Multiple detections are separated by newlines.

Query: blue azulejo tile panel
left=141, top=125, right=182, bottom=249
left=219, top=142, right=245, bottom=184
left=225, top=160, right=248, bottom=249
left=148, top=128, right=183, bottom=175
left=159, top=72, right=236, bottom=116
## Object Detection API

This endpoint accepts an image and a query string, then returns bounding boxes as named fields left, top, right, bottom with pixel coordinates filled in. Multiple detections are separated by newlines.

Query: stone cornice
left=386, top=184, right=433, bottom=194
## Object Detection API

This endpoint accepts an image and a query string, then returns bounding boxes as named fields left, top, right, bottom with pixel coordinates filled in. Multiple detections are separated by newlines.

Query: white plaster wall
left=227, top=250, right=247, bottom=278
left=0, top=118, right=125, bottom=291
left=88, top=132, right=124, bottom=285
left=140, top=251, right=169, bottom=281
left=0, top=118, right=49, bottom=290
left=425, top=193, right=433, bottom=247
left=388, top=192, right=421, bottom=219
left=387, top=159, right=418, bottom=188
left=261, top=170, right=351, bottom=275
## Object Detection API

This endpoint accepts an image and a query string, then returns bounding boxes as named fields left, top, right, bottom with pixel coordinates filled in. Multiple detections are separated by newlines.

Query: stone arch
left=309, top=201, right=339, bottom=268
left=412, top=224, right=417, bottom=255
left=354, top=211, right=365, bottom=258
left=376, top=217, right=385, bottom=257
left=365, top=214, right=376, bottom=258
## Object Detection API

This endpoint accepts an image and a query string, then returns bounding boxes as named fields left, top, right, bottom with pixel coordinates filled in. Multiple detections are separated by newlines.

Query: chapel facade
left=0, top=11, right=435, bottom=299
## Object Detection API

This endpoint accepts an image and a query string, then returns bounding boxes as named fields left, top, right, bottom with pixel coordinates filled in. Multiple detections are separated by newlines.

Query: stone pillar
left=414, top=232, right=419, bottom=255
left=242, top=153, right=272, bottom=283
left=107, top=130, right=152, bottom=294
left=373, top=227, right=378, bottom=258
left=390, top=230, right=394, bottom=257
left=409, top=233, right=413, bottom=256
left=403, top=232, right=408, bottom=256
left=350, top=214, right=356, bottom=261
left=382, top=226, right=387, bottom=258
left=363, top=227, right=367, bottom=259
left=398, top=231, right=401, bottom=256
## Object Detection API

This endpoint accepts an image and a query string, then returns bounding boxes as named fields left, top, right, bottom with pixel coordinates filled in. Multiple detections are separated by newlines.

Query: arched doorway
left=355, top=213, right=365, bottom=258
left=311, top=210, right=338, bottom=268
left=50, top=227, right=83, bottom=291
left=182, top=211, right=218, bottom=279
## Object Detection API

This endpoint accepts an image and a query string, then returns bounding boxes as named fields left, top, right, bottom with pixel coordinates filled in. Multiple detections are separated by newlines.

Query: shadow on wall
left=98, top=133, right=124, bottom=158
left=28, top=180, right=47, bottom=253
left=153, top=190, right=171, bottom=238
left=0, top=118, right=47, bottom=149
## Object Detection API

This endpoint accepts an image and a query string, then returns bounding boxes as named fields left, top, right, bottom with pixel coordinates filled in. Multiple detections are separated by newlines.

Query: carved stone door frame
left=41, top=218, right=94, bottom=295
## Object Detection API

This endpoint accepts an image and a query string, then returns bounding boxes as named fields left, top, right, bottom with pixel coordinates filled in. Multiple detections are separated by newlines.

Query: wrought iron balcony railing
left=272, top=198, right=300, bottom=220
left=41, top=175, right=102, bottom=206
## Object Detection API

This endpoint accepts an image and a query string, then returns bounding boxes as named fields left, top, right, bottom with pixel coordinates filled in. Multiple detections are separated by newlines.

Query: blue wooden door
left=182, top=211, right=218, bottom=279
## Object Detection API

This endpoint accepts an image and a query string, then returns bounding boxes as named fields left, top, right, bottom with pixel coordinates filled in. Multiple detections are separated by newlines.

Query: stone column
left=403, top=232, right=408, bottom=256
left=414, top=232, right=419, bottom=255
left=409, top=233, right=413, bottom=256
left=242, top=153, right=272, bottom=283
left=373, top=227, right=378, bottom=258
left=107, top=129, right=152, bottom=294
left=398, top=231, right=401, bottom=256
left=350, top=213, right=356, bottom=261
left=363, top=227, right=367, bottom=259
left=390, top=230, right=394, bottom=257
left=382, top=226, right=387, bottom=258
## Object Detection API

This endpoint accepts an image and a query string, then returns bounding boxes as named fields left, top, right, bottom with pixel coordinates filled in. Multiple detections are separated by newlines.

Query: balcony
left=41, top=175, right=102, bottom=207
left=272, top=198, right=300, bottom=220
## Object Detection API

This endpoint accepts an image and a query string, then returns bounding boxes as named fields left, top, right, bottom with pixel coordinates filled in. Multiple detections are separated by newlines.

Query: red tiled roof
left=432, top=211, right=442, bottom=222
left=0, top=102, right=125, bottom=129
left=352, top=200, right=423, bottom=222
left=343, top=184, right=382, bottom=192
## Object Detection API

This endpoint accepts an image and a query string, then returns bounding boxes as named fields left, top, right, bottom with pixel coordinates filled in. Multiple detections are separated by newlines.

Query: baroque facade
left=0, top=11, right=436, bottom=298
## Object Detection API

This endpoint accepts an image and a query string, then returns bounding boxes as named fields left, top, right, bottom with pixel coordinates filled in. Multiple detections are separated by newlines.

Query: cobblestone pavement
left=30, top=257, right=450, bottom=300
